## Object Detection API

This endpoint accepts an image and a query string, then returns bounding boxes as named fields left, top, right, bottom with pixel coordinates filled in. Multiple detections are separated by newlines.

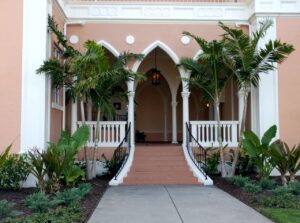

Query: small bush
left=227, top=175, right=251, bottom=187
left=25, top=193, right=58, bottom=213
left=271, top=186, right=292, bottom=196
left=0, top=200, right=22, bottom=219
left=259, top=179, right=276, bottom=190
left=287, top=181, right=300, bottom=195
left=53, top=183, right=91, bottom=207
left=0, top=154, right=31, bottom=190
left=203, top=151, right=220, bottom=175
left=3, top=205, right=83, bottom=223
left=243, top=183, right=262, bottom=194
left=257, top=194, right=299, bottom=208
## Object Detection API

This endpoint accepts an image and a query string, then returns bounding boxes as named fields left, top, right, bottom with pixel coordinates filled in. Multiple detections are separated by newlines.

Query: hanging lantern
left=151, top=48, right=161, bottom=87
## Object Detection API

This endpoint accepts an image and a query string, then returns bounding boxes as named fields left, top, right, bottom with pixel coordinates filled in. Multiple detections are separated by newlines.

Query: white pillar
left=87, top=99, right=92, bottom=121
left=71, top=99, right=78, bottom=134
left=127, top=81, right=135, bottom=145
left=182, top=90, right=190, bottom=145
left=171, top=101, right=178, bottom=143
left=238, top=89, right=245, bottom=132
left=163, top=104, right=168, bottom=142
left=251, top=16, right=279, bottom=138
left=21, top=0, right=50, bottom=152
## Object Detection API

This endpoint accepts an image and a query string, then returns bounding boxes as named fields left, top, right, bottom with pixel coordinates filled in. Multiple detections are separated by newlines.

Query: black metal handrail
left=114, top=123, right=131, bottom=180
left=186, top=122, right=207, bottom=179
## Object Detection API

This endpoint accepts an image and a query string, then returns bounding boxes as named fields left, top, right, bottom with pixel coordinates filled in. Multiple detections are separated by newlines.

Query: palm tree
left=179, top=32, right=232, bottom=177
left=219, top=20, right=294, bottom=176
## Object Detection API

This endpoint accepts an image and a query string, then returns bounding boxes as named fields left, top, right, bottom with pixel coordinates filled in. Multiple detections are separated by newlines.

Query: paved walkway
left=88, top=186, right=273, bottom=223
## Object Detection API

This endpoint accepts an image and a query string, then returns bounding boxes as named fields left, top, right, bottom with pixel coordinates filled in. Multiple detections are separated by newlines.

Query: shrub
left=271, top=182, right=300, bottom=196
left=0, top=146, right=31, bottom=190
left=203, top=150, right=220, bottom=175
left=287, top=181, right=300, bottom=195
left=227, top=175, right=251, bottom=187
left=102, top=147, right=126, bottom=177
left=2, top=205, right=83, bottom=223
left=0, top=200, right=22, bottom=219
left=259, top=178, right=276, bottom=190
left=257, top=194, right=299, bottom=208
left=25, top=193, right=59, bottom=213
left=242, top=183, right=262, bottom=194
left=53, top=183, right=91, bottom=207
left=271, top=186, right=292, bottom=196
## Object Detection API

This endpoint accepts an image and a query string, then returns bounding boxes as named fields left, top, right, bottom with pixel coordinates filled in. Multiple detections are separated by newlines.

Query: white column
left=238, top=89, right=245, bottom=132
left=182, top=90, right=190, bottom=145
left=127, top=81, right=135, bottom=145
left=251, top=16, right=279, bottom=138
left=71, top=99, right=78, bottom=134
left=163, top=104, right=168, bottom=142
left=21, top=0, right=50, bottom=152
left=171, top=101, right=178, bottom=143
left=87, top=99, right=92, bottom=121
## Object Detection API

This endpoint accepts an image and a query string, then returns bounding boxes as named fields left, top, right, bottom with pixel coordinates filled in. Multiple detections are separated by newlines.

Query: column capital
left=181, top=91, right=190, bottom=98
left=128, top=91, right=135, bottom=97
left=171, top=101, right=178, bottom=107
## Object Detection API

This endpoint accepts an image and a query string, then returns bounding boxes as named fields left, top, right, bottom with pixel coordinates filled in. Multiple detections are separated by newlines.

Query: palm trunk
left=281, top=171, right=288, bottom=187
left=215, top=100, right=227, bottom=178
left=80, top=100, right=93, bottom=180
left=231, top=86, right=249, bottom=176
left=91, top=109, right=101, bottom=179
left=289, top=171, right=296, bottom=182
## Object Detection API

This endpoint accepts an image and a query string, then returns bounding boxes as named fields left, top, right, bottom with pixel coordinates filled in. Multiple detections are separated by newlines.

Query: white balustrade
left=190, top=121, right=239, bottom=148
left=77, top=121, right=127, bottom=147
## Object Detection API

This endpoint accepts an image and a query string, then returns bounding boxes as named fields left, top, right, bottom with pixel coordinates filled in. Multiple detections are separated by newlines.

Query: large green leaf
left=242, top=139, right=258, bottom=157
left=261, top=125, right=277, bottom=145
left=243, top=129, right=260, bottom=147
left=0, top=144, right=12, bottom=165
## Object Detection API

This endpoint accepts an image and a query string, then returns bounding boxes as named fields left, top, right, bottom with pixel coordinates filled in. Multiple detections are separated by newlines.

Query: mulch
left=0, top=176, right=110, bottom=223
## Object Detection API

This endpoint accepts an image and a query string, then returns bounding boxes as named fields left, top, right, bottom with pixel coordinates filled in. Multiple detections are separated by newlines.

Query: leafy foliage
left=241, top=125, right=277, bottom=179
left=28, top=126, right=89, bottom=192
left=102, top=147, right=127, bottom=177
left=256, top=194, right=299, bottom=209
left=0, top=147, right=31, bottom=190
left=242, top=183, right=262, bottom=194
left=0, top=200, right=22, bottom=220
left=259, top=178, right=276, bottom=190
left=227, top=175, right=252, bottom=187
left=25, top=193, right=59, bottom=213
left=3, top=205, right=83, bottom=223
left=203, top=150, right=220, bottom=175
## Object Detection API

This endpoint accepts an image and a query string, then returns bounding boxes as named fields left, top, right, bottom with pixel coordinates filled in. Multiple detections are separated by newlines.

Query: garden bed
left=0, top=176, right=109, bottom=223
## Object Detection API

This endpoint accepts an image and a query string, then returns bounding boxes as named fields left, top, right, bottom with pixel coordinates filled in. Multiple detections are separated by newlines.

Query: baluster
left=112, top=124, right=115, bottom=143
left=227, top=124, right=230, bottom=144
left=191, top=123, right=197, bottom=146
left=198, top=124, right=201, bottom=143
left=205, top=124, right=209, bottom=143
left=107, top=124, right=111, bottom=143
left=116, top=124, right=119, bottom=142
left=232, top=123, right=238, bottom=146
left=210, top=124, right=214, bottom=144
left=120, top=124, right=125, bottom=143
left=222, top=124, right=226, bottom=144
left=201, top=124, right=205, bottom=143
left=103, top=124, right=107, bottom=143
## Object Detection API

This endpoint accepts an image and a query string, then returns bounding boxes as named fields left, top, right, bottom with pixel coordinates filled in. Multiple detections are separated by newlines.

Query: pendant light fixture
left=151, top=48, right=161, bottom=87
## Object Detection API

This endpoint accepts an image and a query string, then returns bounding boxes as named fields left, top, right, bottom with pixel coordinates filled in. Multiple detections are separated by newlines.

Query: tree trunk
left=281, top=171, right=288, bottom=187
left=289, top=171, right=296, bottom=182
left=91, top=109, right=101, bottom=179
left=215, top=100, right=227, bottom=178
left=230, top=86, right=250, bottom=176
left=80, top=100, right=93, bottom=180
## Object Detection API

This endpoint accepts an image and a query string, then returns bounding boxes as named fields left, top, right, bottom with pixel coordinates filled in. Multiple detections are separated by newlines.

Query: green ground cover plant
left=0, top=200, right=22, bottom=220
left=260, top=208, right=300, bottom=223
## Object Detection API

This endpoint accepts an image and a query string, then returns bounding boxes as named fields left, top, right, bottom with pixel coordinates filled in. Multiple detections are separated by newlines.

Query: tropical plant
left=25, top=193, right=59, bottom=213
left=179, top=33, right=232, bottom=177
left=259, top=178, right=276, bottom=190
left=227, top=175, right=252, bottom=187
left=242, top=182, right=262, bottom=194
left=0, top=145, right=31, bottom=190
left=219, top=20, right=294, bottom=176
left=203, top=149, right=220, bottom=175
left=287, top=144, right=300, bottom=182
left=102, top=147, right=127, bottom=177
left=241, top=125, right=277, bottom=179
left=0, top=200, right=22, bottom=220
left=28, top=126, right=89, bottom=192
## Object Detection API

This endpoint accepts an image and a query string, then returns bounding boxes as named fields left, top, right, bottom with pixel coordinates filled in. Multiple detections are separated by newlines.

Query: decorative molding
left=69, top=35, right=79, bottom=44
left=181, top=35, right=190, bottom=45
left=126, top=35, right=135, bottom=45
left=97, top=40, right=120, bottom=56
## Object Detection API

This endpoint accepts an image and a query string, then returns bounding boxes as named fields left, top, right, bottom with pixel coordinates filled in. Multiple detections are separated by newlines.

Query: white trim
left=98, top=40, right=120, bottom=57
left=193, top=49, right=203, bottom=61
left=182, top=144, right=213, bottom=186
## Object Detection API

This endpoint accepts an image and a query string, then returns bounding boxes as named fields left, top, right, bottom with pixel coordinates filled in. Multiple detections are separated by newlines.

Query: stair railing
left=186, top=122, right=207, bottom=179
left=113, top=123, right=131, bottom=180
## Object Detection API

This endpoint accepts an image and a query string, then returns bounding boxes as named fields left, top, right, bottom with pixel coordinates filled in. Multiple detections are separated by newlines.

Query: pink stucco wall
left=0, top=1, right=23, bottom=153
left=277, top=17, right=300, bottom=146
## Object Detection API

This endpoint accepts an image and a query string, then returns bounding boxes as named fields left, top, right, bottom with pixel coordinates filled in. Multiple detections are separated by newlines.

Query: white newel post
left=251, top=16, right=279, bottom=138
left=127, top=81, right=135, bottom=146
left=171, top=100, right=178, bottom=144
left=181, top=90, right=190, bottom=145
left=71, top=99, right=78, bottom=134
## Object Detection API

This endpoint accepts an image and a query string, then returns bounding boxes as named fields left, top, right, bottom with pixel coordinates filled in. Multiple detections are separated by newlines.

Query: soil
left=0, top=176, right=110, bottom=223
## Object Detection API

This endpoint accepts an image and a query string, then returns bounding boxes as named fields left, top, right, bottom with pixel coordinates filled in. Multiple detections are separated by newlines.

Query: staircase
left=122, top=144, right=202, bottom=185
